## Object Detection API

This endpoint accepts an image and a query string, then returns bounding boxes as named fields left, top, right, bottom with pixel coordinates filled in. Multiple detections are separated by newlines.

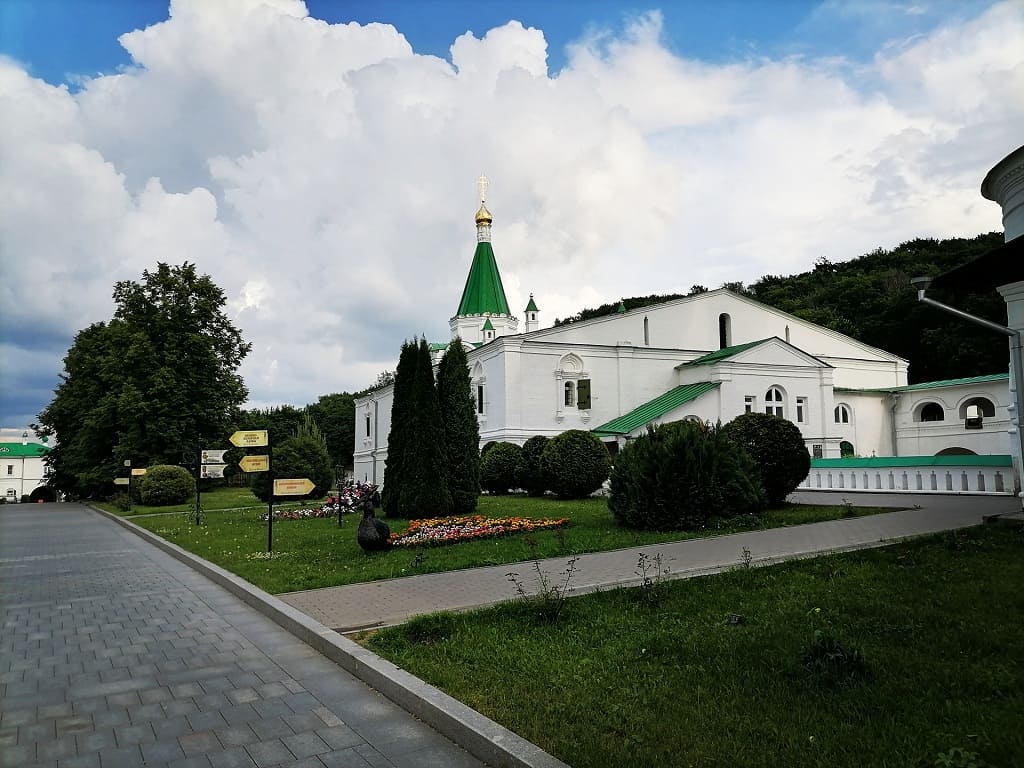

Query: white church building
left=353, top=178, right=1015, bottom=493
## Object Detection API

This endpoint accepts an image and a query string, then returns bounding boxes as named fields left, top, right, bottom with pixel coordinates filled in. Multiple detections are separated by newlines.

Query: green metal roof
left=811, top=454, right=1011, bottom=468
left=0, top=443, right=49, bottom=458
left=456, top=241, right=511, bottom=317
left=429, top=342, right=450, bottom=352
left=525, top=295, right=538, bottom=312
left=835, top=373, right=1009, bottom=394
left=616, top=300, right=627, bottom=314
left=592, top=382, right=720, bottom=436
left=481, top=318, right=494, bottom=330
left=680, top=339, right=771, bottom=367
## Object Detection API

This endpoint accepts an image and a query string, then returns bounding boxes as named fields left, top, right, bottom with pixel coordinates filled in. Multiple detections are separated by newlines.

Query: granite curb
left=92, top=505, right=570, bottom=768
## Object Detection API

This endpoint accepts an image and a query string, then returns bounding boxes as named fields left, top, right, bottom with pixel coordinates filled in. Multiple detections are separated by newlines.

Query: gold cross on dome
left=477, top=174, right=489, bottom=203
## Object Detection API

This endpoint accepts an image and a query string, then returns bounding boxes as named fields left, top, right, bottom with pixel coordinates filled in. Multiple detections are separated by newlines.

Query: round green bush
left=723, top=412, right=811, bottom=506
left=479, top=442, right=522, bottom=495
left=251, top=435, right=334, bottom=502
left=608, top=420, right=766, bottom=530
left=139, top=464, right=195, bottom=506
left=541, top=429, right=611, bottom=499
left=514, top=435, right=550, bottom=496
left=480, top=441, right=498, bottom=457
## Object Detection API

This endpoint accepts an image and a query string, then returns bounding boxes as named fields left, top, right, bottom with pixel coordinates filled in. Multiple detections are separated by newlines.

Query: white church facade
left=353, top=180, right=1014, bottom=491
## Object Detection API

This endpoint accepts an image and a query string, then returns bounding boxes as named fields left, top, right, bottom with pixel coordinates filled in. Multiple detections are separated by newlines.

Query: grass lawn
left=128, top=491, right=894, bottom=594
left=365, top=524, right=1024, bottom=768
left=95, top=485, right=266, bottom=516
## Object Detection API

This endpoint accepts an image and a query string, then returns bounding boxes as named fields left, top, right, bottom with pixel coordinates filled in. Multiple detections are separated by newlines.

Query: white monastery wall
left=892, top=381, right=1011, bottom=457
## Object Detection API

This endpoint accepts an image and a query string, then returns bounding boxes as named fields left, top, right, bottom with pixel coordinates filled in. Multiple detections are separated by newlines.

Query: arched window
left=834, top=404, right=851, bottom=424
left=765, top=386, right=784, bottom=417
left=564, top=381, right=576, bottom=407
left=919, top=402, right=945, bottom=422
left=644, top=316, right=650, bottom=346
left=719, top=313, right=732, bottom=349
left=840, top=440, right=855, bottom=458
left=959, top=397, right=995, bottom=419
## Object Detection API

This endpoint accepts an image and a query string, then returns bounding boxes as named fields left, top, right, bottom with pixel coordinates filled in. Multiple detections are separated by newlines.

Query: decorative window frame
left=795, top=396, right=808, bottom=424
left=555, top=353, right=590, bottom=423
left=472, top=363, right=487, bottom=423
left=834, top=403, right=851, bottom=424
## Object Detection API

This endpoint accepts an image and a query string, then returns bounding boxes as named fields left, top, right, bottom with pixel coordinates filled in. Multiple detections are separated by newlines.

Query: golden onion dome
left=475, top=203, right=493, bottom=225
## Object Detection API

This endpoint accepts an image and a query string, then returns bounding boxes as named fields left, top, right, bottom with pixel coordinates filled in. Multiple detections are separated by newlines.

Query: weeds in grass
left=800, top=607, right=868, bottom=684
left=932, top=747, right=989, bottom=768
left=840, top=497, right=856, bottom=518
left=506, top=556, right=580, bottom=624
left=739, top=547, right=753, bottom=569
left=408, top=551, right=429, bottom=571
left=634, top=552, right=671, bottom=606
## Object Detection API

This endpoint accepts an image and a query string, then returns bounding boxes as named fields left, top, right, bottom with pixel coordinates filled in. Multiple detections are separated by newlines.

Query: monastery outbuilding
left=355, top=157, right=1022, bottom=496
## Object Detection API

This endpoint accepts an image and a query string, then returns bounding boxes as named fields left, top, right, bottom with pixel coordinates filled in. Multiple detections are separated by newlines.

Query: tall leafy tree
left=306, top=393, right=356, bottom=472
left=437, top=338, right=480, bottom=514
left=381, top=340, right=417, bottom=517
left=37, top=263, right=250, bottom=496
left=399, top=338, right=452, bottom=518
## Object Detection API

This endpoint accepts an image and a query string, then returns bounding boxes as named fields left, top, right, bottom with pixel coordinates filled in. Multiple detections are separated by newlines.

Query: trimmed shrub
left=723, top=412, right=811, bottom=506
left=541, top=430, right=611, bottom=499
left=252, top=435, right=334, bottom=502
left=139, top=464, right=195, bottom=506
left=481, top=441, right=498, bottom=457
left=515, top=435, right=550, bottom=496
left=608, top=420, right=766, bottom=530
left=480, top=442, right=522, bottom=495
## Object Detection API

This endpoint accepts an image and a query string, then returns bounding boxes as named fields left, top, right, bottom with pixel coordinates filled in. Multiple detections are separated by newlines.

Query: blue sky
left=1, top=0, right=993, bottom=85
left=0, top=0, right=1019, bottom=429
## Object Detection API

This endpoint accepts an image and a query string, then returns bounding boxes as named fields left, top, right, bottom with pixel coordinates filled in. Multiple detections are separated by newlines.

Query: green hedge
left=480, top=442, right=522, bottom=495
left=139, top=465, right=195, bottom=506
left=541, top=430, right=611, bottom=499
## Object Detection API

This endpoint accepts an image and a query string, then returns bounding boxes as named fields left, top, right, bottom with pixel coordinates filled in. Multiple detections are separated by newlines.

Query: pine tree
left=381, top=340, right=416, bottom=517
left=399, top=338, right=453, bottom=518
left=437, top=338, right=480, bottom=514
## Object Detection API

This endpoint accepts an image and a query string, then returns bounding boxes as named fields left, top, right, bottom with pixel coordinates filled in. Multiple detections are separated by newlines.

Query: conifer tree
left=381, top=340, right=416, bottom=517
left=437, top=338, right=480, bottom=514
left=398, top=338, right=453, bottom=518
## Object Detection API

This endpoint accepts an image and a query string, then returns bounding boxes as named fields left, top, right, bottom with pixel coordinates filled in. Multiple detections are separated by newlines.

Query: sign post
left=124, top=459, right=132, bottom=513
left=230, top=430, right=272, bottom=548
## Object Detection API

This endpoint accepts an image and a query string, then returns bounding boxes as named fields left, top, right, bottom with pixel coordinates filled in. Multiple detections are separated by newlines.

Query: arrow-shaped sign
left=131, top=468, right=147, bottom=476
left=202, top=449, right=227, bottom=464
left=201, top=464, right=227, bottom=479
left=273, top=478, right=315, bottom=496
left=113, top=477, right=130, bottom=486
left=238, top=454, right=270, bottom=473
left=230, top=430, right=268, bottom=448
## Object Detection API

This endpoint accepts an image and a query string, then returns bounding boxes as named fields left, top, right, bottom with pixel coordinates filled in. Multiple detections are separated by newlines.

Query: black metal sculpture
left=356, top=497, right=391, bottom=551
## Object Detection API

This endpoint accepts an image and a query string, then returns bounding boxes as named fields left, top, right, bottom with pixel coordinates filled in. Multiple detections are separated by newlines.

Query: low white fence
left=801, top=456, right=1014, bottom=496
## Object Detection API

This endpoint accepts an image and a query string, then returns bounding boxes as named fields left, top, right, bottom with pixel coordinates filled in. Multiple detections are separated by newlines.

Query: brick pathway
left=0, top=502, right=483, bottom=768
left=281, top=492, right=1021, bottom=632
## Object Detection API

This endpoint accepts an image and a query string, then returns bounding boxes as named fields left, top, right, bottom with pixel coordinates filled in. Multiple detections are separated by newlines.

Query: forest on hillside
left=554, top=233, right=1008, bottom=384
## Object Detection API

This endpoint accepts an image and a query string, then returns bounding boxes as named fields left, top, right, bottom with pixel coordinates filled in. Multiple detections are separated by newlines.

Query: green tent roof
left=525, top=295, right=538, bottom=312
left=456, top=241, right=511, bottom=317
left=0, top=443, right=49, bottom=458
left=429, top=342, right=450, bottom=352
left=592, top=382, right=720, bottom=436
left=481, top=318, right=495, bottom=330
left=680, top=339, right=771, bottom=367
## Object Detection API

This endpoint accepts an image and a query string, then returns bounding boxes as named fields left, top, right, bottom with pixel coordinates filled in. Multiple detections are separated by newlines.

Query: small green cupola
left=524, top=293, right=540, bottom=332
left=450, top=175, right=519, bottom=344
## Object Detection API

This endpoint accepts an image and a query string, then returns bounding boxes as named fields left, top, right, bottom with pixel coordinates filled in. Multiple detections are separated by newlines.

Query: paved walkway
left=0, top=502, right=483, bottom=768
left=282, top=492, right=1021, bottom=632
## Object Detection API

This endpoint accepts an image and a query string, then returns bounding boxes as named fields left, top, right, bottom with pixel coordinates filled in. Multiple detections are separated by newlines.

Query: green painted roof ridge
left=456, top=241, right=511, bottom=317
left=592, top=382, right=720, bottom=435
left=836, top=372, right=1009, bottom=394
left=811, top=454, right=1012, bottom=468
left=683, top=338, right=773, bottom=366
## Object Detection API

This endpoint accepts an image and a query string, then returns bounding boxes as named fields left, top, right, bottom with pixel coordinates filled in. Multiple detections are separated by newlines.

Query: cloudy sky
left=1, top=0, right=1022, bottom=429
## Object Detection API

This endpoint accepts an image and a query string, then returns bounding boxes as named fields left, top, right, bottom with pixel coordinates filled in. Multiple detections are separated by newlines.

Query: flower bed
left=390, top=515, right=569, bottom=547
left=259, top=481, right=377, bottom=521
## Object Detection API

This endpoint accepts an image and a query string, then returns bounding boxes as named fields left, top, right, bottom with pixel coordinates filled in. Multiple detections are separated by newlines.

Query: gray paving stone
left=282, top=730, right=330, bottom=758
left=208, top=747, right=257, bottom=768
left=179, top=729, right=221, bottom=756
left=318, top=748, right=377, bottom=768
left=245, top=739, right=294, bottom=768
left=58, top=753, right=102, bottom=768
left=215, top=724, right=258, bottom=747
left=141, top=737, right=187, bottom=764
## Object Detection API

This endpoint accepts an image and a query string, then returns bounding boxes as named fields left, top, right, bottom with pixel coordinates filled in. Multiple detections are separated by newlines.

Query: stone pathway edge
left=90, top=506, right=570, bottom=768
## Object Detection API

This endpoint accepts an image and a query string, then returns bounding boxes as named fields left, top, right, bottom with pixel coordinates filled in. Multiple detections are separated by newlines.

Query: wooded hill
left=554, top=233, right=1007, bottom=384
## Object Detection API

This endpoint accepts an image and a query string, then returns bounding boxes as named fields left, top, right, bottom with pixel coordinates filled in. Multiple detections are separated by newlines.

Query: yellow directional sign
left=131, top=468, right=147, bottom=476
left=273, top=478, right=315, bottom=496
left=230, top=430, right=269, bottom=448
left=238, top=455, right=270, bottom=473
left=113, top=477, right=130, bottom=486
